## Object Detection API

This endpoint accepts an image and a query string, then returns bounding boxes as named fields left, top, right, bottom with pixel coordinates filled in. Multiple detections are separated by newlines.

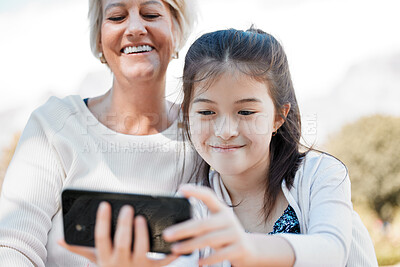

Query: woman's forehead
left=102, top=0, right=166, bottom=7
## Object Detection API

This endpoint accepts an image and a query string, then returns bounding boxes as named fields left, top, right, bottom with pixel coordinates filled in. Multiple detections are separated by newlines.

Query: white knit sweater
left=0, top=95, right=199, bottom=267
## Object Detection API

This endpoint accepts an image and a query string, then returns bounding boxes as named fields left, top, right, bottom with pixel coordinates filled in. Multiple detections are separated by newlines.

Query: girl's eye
left=108, top=16, right=125, bottom=22
left=198, top=111, right=215, bottom=116
left=238, top=110, right=255, bottom=116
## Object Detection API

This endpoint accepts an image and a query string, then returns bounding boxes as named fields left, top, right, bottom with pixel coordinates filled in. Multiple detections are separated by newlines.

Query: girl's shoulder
left=294, top=150, right=349, bottom=188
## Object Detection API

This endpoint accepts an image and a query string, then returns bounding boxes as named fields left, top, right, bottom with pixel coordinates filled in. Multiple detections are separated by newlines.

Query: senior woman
left=0, top=0, right=198, bottom=266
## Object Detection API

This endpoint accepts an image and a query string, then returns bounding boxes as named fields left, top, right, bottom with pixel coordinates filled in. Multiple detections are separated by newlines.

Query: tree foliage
left=325, top=115, right=400, bottom=222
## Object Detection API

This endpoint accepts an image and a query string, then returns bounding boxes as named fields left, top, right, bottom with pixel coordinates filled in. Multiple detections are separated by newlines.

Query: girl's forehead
left=193, top=71, right=269, bottom=94
left=191, top=72, right=272, bottom=104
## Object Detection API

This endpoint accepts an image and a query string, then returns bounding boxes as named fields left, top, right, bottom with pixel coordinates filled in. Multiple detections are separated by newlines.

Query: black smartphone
left=62, top=189, right=192, bottom=254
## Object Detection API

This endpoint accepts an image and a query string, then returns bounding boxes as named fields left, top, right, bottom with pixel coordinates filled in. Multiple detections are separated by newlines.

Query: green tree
left=325, top=115, right=400, bottom=222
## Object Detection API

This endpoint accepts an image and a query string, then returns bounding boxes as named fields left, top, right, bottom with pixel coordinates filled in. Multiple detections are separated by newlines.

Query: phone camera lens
left=76, top=224, right=85, bottom=232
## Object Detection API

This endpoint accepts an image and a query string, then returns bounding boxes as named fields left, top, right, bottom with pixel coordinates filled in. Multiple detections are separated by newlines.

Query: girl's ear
left=282, top=103, right=291, bottom=118
left=275, top=103, right=291, bottom=131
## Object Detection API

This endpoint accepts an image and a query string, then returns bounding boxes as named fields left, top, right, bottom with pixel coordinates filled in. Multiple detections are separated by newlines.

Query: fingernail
left=120, top=205, right=132, bottom=218
left=163, top=229, right=173, bottom=238
left=99, top=202, right=108, bottom=211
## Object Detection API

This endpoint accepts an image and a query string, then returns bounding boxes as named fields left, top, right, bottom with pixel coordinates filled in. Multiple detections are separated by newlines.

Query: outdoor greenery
left=325, top=114, right=400, bottom=265
left=325, top=115, right=400, bottom=222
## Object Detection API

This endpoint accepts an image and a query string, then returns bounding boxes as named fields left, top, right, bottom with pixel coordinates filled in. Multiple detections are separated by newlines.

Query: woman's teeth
left=123, top=45, right=153, bottom=54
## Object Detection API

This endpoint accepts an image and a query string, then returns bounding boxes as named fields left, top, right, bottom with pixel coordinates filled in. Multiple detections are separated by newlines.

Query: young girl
left=163, top=28, right=378, bottom=266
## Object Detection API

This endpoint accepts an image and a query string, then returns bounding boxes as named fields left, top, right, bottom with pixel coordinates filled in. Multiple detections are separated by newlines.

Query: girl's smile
left=208, top=144, right=246, bottom=153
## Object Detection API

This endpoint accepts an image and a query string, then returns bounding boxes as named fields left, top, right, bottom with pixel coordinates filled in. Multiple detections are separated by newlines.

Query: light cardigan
left=0, top=95, right=199, bottom=267
left=195, top=151, right=378, bottom=267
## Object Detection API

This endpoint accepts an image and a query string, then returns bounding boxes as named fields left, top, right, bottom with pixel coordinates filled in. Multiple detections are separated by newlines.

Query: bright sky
left=1, top=0, right=400, bottom=146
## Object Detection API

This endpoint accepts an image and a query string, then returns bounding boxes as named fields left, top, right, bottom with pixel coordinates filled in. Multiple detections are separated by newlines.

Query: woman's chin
left=118, top=61, right=162, bottom=81
left=123, top=68, right=157, bottom=81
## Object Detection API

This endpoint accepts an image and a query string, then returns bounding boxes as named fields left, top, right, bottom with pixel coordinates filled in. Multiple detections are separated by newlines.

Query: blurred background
left=1, top=0, right=399, bottom=265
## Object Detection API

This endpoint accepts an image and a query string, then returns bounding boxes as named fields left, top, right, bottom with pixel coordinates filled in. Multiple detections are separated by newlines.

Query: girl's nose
left=214, top=115, right=239, bottom=140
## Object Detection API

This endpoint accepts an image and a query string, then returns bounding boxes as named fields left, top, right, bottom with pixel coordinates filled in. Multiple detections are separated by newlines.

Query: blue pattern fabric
left=268, top=205, right=300, bottom=234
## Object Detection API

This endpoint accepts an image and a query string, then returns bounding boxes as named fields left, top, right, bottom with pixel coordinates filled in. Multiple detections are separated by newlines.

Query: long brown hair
left=181, top=27, right=306, bottom=220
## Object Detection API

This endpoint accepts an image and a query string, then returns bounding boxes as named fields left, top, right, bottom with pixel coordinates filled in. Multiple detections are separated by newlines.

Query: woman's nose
left=126, top=13, right=147, bottom=37
left=214, top=116, right=239, bottom=140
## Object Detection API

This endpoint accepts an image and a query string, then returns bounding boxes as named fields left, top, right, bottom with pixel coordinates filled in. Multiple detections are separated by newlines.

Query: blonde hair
left=88, top=0, right=197, bottom=58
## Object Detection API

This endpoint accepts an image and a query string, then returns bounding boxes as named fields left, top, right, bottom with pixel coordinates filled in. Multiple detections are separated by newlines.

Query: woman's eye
left=238, top=110, right=255, bottom=116
left=198, top=111, right=215, bottom=116
left=143, top=14, right=160, bottom=19
left=108, top=16, right=125, bottom=22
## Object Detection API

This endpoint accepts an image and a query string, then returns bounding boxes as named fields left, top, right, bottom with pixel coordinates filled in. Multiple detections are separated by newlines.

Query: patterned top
left=268, top=205, right=300, bottom=234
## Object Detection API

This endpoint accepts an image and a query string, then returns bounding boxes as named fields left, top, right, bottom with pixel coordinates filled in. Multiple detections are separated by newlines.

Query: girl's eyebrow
left=193, top=98, right=262, bottom=104
left=234, top=98, right=262, bottom=104
left=192, top=98, right=216, bottom=104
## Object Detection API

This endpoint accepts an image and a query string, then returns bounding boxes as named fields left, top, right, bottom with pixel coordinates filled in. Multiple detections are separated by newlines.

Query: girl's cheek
left=251, top=114, right=274, bottom=135
left=191, top=117, right=213, bottom=136
left=190, top=122, right=212, bottom=153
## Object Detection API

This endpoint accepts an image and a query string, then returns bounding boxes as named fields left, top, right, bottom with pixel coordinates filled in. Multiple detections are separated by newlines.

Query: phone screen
left=62, top=189, right=192, bottom=254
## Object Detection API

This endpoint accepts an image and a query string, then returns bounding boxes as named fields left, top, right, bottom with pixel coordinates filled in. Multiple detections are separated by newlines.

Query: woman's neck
left=88, top=76, right=178, bottom=135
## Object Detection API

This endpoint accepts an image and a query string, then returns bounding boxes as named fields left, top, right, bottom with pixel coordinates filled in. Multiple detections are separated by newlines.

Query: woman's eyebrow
left=104, top=2, right=126, bottom=13
left=141, top=0, right=163, bottom=7
left=234, top=98, right=262, bottom=104
left=104, top=1, right=162, bottom=13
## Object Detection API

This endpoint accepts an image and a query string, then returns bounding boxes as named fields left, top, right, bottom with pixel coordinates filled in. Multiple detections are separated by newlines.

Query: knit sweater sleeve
left=279, top=156, right=353, bottom=267
left=0, top=105, right=65, bottom=266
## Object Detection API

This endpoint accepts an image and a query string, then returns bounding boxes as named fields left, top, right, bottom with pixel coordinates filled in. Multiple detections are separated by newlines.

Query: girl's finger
left=132, top=215, right=150, bottom=259
left=57, top=239, right=97, bottom=263
left=94, top=202, right=113, bottom=261
left=163, top=212, right=228, bottom=242
left=113, top=205, right=134, bottom=260
left=199, top=243, right=241, bottom=266
left=179, top=185, right=226, bottom=214
left=171, top=228, right=235, bottom=254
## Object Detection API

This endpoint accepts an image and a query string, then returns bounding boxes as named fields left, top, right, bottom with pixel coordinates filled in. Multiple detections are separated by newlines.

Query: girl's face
left=189, top=71, right=281, bottom=177
left=100, top=0, right=176, bottom=82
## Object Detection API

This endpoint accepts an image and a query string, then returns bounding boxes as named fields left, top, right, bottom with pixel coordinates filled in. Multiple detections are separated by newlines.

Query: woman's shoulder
left=33, top=95, right=81, bottom=117
left=27, top=95, right=84, bottom=136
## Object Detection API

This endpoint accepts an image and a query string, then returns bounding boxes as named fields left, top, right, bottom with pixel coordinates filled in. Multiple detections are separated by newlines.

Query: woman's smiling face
left=189, top=70, right=281, bottom=177
left=100, top=0, right=176, bottom=82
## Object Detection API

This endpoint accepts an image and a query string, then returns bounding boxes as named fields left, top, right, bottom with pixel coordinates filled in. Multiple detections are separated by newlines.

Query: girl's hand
left=59, top=202, right=178, bottom=267
left=162, top=184, right=259, bottom=267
